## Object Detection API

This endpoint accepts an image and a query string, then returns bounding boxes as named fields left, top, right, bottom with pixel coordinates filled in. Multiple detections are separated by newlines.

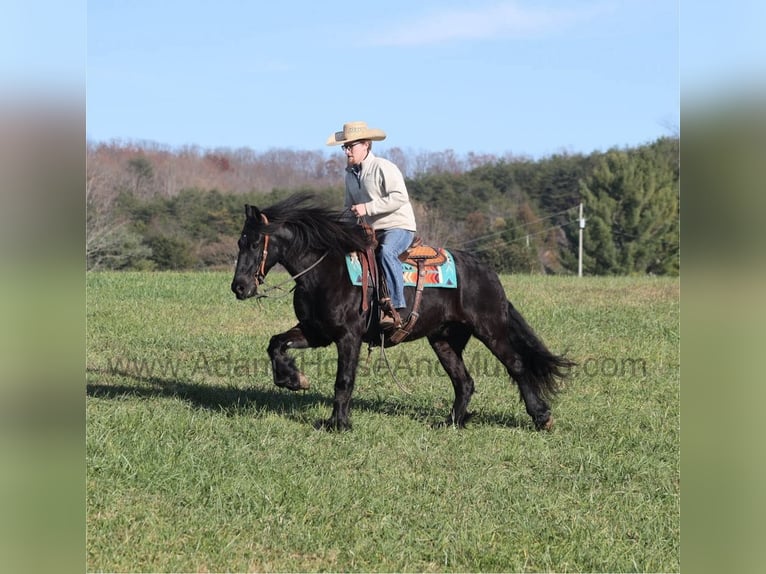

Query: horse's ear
left=245, top=204, right=260, bottom=219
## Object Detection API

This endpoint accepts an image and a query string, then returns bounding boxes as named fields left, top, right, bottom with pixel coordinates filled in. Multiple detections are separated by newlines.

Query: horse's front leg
left=267, top=324, right=313, bottom=391
left=322, top=334, right=363, bottom=431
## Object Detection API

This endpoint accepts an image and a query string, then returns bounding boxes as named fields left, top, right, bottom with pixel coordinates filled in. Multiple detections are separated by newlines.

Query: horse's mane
left=261, top=192, right=372, bottom=257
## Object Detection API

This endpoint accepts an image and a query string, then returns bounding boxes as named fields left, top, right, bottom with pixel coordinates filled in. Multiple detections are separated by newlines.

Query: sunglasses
left=341, top=141, right=364, bottom=151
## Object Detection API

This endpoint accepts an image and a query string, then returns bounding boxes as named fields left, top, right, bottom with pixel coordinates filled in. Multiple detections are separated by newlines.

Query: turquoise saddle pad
left=344, top=248, right=457, bottom=288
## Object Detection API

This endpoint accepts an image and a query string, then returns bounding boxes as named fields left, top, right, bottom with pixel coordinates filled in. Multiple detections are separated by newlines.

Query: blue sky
left=85, top=0, right=679, bottom=158
left=681, top=0, right=766, bottom=102
left=4, top=2, right=765, bottom=157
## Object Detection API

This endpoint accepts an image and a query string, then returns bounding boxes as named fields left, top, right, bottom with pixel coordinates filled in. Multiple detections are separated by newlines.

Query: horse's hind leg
left=267, top=324, right=316, bottom=391
left=428, top=326, right=475, bottom=427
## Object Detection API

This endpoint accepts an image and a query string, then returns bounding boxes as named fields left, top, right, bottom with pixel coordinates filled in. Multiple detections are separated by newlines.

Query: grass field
left=86, top=271, right=679, bottom=572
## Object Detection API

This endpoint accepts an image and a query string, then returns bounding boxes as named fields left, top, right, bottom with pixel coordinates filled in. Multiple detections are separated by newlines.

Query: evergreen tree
left=579, top=139, right=679, bottom=275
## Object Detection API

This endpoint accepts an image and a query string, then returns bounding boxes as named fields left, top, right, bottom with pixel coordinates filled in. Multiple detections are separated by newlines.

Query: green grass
left=86, top=271, right=679, bottom=572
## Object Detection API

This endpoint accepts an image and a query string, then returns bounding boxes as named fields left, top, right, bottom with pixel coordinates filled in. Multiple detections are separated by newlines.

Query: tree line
left=86, top=137, right=679, bottom=275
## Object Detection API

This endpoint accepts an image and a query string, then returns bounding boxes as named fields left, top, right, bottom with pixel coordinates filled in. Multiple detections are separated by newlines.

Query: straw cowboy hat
left=326, top=121, right=387, bottom=146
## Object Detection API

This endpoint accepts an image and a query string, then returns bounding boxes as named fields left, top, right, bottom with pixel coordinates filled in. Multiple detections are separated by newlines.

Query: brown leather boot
left=379, top=298, right=402, bottom=330
left=379, top=313, right=398, bottom=330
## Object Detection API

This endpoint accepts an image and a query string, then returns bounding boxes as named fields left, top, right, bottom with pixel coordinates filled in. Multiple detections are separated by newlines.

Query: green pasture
left=86, top=271, right=679, bottom=572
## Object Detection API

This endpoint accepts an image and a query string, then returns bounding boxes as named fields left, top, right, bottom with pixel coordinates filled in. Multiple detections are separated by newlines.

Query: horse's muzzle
left=231, top=277, right=256, bottom=300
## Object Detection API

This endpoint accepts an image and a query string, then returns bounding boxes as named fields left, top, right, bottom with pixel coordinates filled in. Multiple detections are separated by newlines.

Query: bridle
left=251, top=212, right=328, bottom=298
left=255, top=212, right=270, bottom=285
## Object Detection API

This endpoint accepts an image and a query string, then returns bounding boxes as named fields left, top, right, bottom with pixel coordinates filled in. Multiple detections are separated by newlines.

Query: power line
left=457, top=205, right=580, bottom=248
left=454, top=220, right=578, bottom=254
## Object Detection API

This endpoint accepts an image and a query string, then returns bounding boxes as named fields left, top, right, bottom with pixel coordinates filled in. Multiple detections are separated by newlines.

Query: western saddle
left=357, top=231, right=446, bottom=344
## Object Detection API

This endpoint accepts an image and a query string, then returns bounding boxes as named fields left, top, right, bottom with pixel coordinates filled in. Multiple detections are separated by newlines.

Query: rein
left=254, top=252, right=329, bottom=300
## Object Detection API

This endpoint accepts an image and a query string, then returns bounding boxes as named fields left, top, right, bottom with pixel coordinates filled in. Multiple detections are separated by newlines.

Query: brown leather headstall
left=256, top=212, right=270, bottom=285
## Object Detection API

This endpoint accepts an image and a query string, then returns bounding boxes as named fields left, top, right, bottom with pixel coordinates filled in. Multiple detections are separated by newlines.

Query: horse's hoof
left=542, top=416, right=554, bottom=431
left=315, top=418, right=351, bottom=432
left=432, top=412, right=471, bottom=429
left=275, top=372, right=310, bottom=391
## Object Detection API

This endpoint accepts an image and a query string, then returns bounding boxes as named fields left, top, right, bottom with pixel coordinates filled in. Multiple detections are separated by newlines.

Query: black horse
left=231, top=193, right=573, bottom=430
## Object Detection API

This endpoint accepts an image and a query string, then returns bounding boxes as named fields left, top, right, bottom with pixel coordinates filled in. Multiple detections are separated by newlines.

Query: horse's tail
left=506, top=300, right=575, bottom=401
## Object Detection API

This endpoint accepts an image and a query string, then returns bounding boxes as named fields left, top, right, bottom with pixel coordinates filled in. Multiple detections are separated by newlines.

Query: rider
left=326, top=121, right=417, bottom=329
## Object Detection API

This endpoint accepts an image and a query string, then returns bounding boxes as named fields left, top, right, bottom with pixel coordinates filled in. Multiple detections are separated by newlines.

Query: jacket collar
left=345, top=151, right=375, bottom=175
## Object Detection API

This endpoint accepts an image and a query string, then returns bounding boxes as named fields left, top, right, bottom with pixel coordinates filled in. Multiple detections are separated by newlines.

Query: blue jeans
left=376, top=228, right=414, bottom=309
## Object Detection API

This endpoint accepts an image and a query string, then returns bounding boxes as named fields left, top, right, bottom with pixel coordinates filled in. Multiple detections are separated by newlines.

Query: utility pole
left=578, top=203, right=585, bottom=277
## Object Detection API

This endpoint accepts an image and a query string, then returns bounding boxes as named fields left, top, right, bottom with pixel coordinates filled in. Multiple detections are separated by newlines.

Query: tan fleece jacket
left=344, top=151, right=417, bottom=231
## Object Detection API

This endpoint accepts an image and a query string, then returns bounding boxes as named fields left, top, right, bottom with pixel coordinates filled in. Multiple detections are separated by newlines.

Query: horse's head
left=231, top=192, right=373, bottom=300
left=231, top=204, right=271, bottom=300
